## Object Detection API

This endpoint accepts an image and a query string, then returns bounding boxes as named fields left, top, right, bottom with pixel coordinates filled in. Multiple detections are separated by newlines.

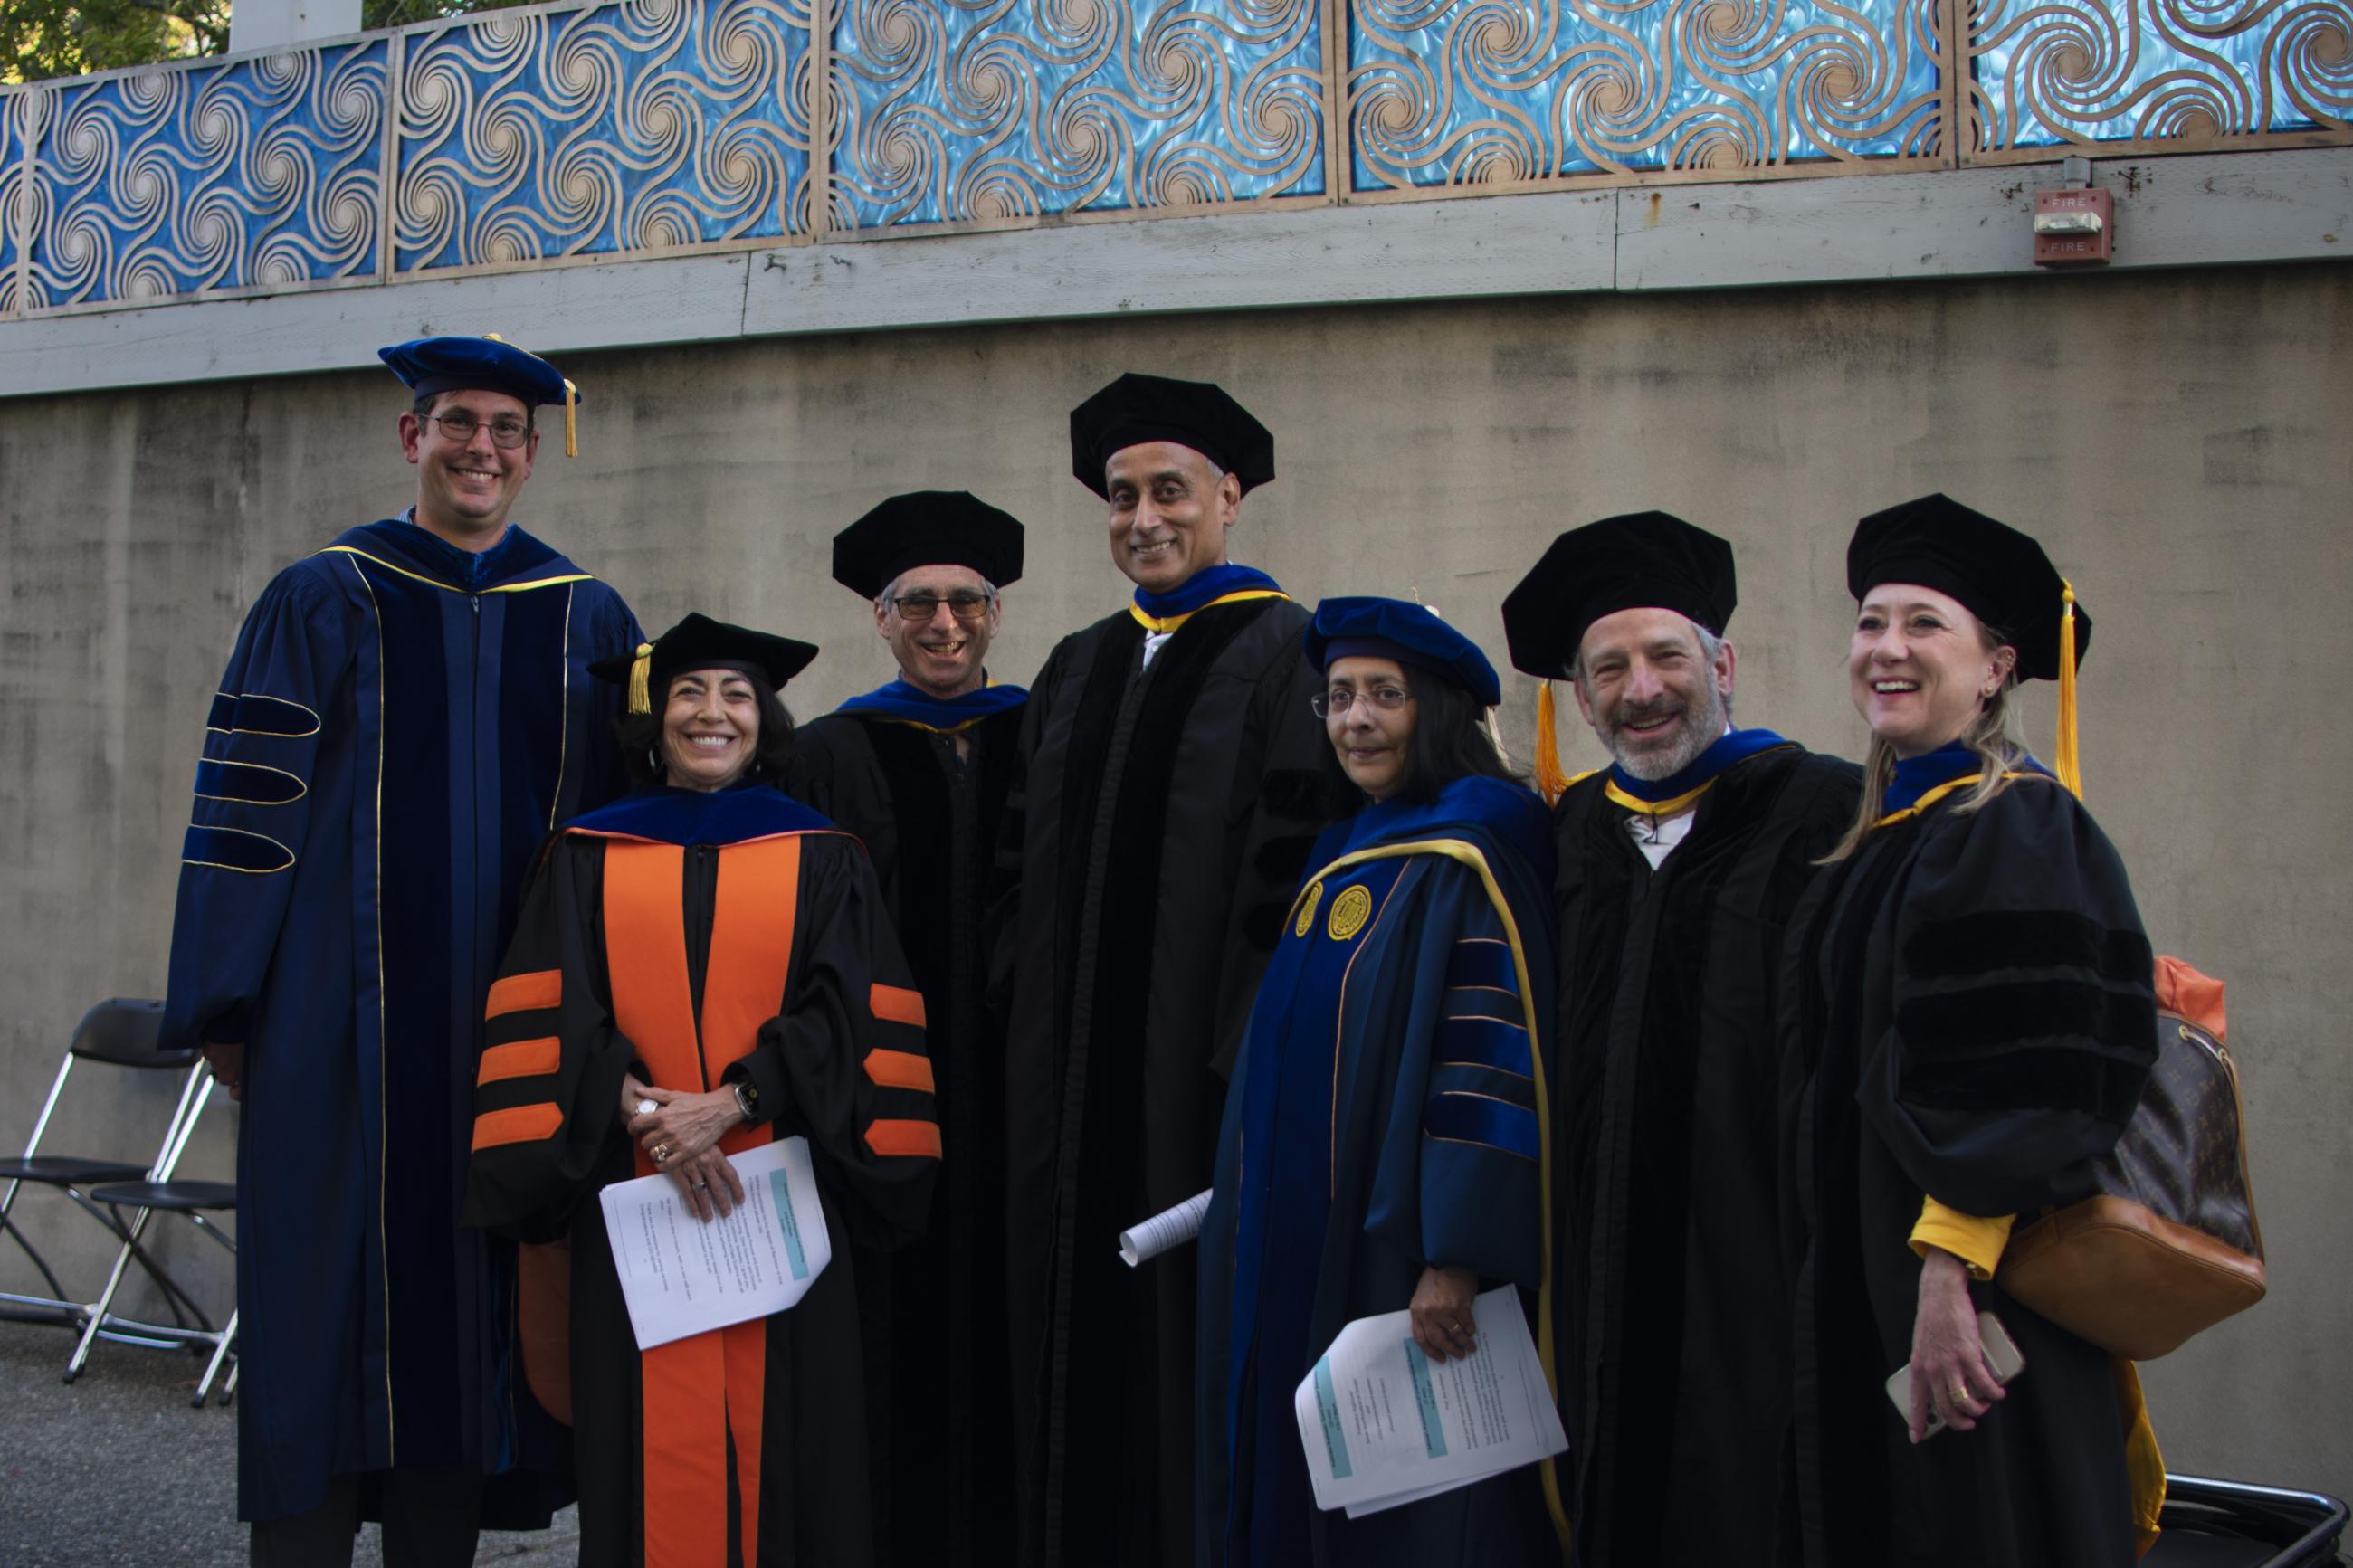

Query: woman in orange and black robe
left=464, top=615, right=940, bottom=1568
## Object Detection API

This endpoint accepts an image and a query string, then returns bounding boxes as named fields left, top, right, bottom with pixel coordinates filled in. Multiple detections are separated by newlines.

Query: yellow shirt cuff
left=1910, top=1199, right=2015, bottom=1281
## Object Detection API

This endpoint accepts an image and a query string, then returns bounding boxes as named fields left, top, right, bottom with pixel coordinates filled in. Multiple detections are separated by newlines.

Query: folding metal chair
left=62, top=1035, right=239, bottom=1406
left=0, top=1000, right=205, bottom=1334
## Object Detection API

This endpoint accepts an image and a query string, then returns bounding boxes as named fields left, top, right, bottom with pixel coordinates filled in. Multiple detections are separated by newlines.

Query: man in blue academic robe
left=160, top=336, right=642, bottom=1565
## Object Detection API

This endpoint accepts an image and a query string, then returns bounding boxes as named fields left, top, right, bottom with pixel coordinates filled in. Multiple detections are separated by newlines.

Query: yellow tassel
left=626, top=641, right=653, bottom=716
left=1535, top=681, right=1571, bottom=803
left=562, top=378, right=577, bottom=459
left=2055, top=581, right=2082, bottom=799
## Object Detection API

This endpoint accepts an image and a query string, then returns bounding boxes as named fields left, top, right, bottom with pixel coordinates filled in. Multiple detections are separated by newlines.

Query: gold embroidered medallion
left=1294, top=880, right=1325, bottom=938
left=1327, top=883, right=1373, bottom=942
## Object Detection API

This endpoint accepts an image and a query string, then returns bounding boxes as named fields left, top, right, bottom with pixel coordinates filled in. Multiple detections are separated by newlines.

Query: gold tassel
left=626, top=641, right=653, bottom=716
left=1535, top=681, right=1571, bottom=803
left=2055, top=581, right=2082, bottom=799
left=562, top=378, right=578, bottom=459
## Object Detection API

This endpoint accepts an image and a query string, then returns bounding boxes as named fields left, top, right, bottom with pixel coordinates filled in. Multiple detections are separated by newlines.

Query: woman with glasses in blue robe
left=1196, top=598, right=1570, bottom=1567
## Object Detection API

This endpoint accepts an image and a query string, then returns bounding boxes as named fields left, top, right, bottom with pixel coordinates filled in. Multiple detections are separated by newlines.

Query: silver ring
left=636, top=1098, right=659, bottom=1117
left=691, top=1181, right=709, bottom=1192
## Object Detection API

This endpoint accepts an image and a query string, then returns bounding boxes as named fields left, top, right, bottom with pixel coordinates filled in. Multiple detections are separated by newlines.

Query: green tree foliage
left=4, top=0, right=537, bottom=85
left=5, top=0, right=228, bottom=81
left=361, top=0, right=537, bottom=30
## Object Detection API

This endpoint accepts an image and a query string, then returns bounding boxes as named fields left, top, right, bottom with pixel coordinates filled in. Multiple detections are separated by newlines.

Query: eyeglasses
left=1312, top=685, right=1413, bottom=717
left=887, top=591, right=994, bottom=622
left=424, top=411, right=532, bottom=449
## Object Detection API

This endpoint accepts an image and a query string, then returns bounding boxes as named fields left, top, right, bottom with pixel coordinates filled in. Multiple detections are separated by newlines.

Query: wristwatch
left=731, top=1078, right=762, bottom=1126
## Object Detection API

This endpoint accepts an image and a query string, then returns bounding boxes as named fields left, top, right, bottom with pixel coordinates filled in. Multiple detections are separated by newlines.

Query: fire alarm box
left=2034, top=186, right=2113, bottom=268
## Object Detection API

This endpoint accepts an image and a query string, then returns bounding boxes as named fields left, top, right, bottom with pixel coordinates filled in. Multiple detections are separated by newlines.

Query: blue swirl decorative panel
left=829, top=0, right=1328, bottom=229
left=26, top=43, right=387, bottom=310
left=395, top=0, right=814, bottom=272
left=1348, top=0, right=1946, bottom=189
left=1969, top=0, right=2353, bottom=148
left=2, top=89, right=30, bottom=312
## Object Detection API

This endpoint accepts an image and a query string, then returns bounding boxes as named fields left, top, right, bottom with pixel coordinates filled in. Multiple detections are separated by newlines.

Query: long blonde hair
left=1822, top=632, right=2028, bottom=862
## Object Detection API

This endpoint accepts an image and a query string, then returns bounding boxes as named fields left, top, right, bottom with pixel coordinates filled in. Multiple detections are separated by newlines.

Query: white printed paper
left=1119, top=1188, right=1213, bottom=1267
left=1293, top=1286, right=1568, bottom=1516
left=597, top=1137, right=831, bottom=1351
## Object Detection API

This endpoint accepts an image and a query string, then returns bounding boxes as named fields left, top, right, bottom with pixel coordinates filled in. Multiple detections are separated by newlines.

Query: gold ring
left=652, top=1143, right=672, bottom=1164
left=1949, top=1384, right=1968, bottom=1404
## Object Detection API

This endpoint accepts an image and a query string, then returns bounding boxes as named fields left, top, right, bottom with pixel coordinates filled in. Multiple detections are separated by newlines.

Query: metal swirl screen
left=1969, top=0, right=2353, bottom=154
left=829, top=0, right=1327, bottom=229
left=1348, top=0, right=1948, bottom=185
left=25, top=40, right=387, bottom=310
left=2, top=0, right=2348, bottom=315
left=395, top=0, right=815, bottom=271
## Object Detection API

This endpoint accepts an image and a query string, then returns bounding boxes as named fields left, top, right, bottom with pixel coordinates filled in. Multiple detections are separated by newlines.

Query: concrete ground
left=0, top=1320, right=578, bottom=1566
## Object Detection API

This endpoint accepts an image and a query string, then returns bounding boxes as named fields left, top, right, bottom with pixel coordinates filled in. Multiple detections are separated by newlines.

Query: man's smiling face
left=1571, top=606, right=1734, bottom=781
left=401, top=387, right=538, bottom=541
left=876, top=563, right=998, bottom=699
left=1101, top=441, right=1239, bottom=593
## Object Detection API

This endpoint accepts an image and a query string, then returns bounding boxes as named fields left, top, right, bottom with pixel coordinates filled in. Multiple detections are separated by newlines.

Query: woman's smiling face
left=661, top=667, right=762, bottom=791
left=1849, top=584, right=2015, bottom=758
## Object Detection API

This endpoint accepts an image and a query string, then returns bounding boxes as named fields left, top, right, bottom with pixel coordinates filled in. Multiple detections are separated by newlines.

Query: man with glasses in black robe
left=785, top=490, right=1028, bottom=1568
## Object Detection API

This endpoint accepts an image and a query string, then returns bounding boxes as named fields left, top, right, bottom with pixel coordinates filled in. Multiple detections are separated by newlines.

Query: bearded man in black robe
left=998, top=373, right=1345, bottom=1568
left=1501, top=515, right=1858, bottom=1566
left=784, top=490, right=1028, bottom=1568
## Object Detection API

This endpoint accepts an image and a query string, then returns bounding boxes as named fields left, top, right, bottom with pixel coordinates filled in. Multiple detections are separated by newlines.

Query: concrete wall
left=3, top=261, right=2348, bottom=1497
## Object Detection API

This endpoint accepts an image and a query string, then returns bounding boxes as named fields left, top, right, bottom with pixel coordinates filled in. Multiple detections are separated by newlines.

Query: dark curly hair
left=614, top=673, right=795, bottom=791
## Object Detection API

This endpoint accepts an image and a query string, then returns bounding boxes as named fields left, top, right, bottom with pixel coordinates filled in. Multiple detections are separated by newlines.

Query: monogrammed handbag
left=1996, top=957, right=2267, bottom=1361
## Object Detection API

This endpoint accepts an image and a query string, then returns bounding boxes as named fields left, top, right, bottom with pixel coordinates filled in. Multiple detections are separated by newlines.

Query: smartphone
left=1885, top=1311, right=2026, bottom=1439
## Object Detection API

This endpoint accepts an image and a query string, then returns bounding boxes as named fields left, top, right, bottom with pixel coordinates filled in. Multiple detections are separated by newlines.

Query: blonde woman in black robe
left=1780, top=496, right=2161, bottom=1568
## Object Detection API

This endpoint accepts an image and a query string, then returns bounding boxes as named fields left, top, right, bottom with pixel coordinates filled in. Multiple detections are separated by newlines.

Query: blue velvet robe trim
left=1132, top=562, right=1283, bottom=620
left=1606, top=726, right=1791, bottom=804
left=1882, top=740, right=2056, bottom=815
left=563, top=783, right=834, bottom=845
left=830, top=679, right=1030, bottom=731
left=161, top=513, right=639, bottom=1522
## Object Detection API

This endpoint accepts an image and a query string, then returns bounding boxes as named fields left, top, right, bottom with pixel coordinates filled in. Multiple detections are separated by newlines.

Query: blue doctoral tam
left=378, top=335, right=581, bottom=407
left=1305, top=596, right=1501, bottom=707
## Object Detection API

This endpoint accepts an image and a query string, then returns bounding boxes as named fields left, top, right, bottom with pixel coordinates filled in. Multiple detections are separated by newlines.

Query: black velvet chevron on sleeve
left=1862, top=783, right=2160, bottom=1215
left=1902, top=908, right=2154, bottom=985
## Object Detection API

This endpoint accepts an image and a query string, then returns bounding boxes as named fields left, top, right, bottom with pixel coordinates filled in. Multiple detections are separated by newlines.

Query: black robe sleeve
left=984, top=639, right=1067, bottom=1019
left=1207, top=629, right=1352, bottom=1078
left=463, top=835, right=638, bottom=1240
left=741, top=836, right=941, bottom=1249
left=1862, top=781, right=2158, bottom=1217
left=781, top=718, right=895, bottom=887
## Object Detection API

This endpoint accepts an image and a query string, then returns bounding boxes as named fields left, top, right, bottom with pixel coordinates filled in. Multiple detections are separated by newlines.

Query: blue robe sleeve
left=576, top=585, right=644, bottom=814
left=1364, top=865, right=1550, bottom=1290
left=161, top=570, right=348, bottom=1050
